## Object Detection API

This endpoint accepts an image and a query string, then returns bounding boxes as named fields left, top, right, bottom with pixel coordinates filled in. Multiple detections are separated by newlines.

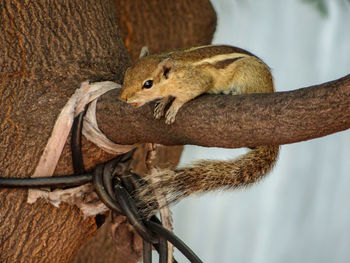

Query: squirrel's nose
left=118, top=92, right=127, bottom=101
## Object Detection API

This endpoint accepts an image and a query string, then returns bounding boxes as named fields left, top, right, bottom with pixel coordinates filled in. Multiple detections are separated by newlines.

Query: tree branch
left=97, top=74, right=350, bottom=148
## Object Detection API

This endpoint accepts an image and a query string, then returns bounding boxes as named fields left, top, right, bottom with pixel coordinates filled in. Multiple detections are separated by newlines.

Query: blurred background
left=171, top=0, right=350, bottom=262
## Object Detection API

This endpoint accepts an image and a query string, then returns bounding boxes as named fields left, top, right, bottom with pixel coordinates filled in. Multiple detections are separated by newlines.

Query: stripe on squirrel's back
left=193, top=53, right=248, bottom=67
left=166, top=45, right=256, bottom=62
left=210, top=57, right=244, bottom=69
left=183, top=45, right=255, bottom=56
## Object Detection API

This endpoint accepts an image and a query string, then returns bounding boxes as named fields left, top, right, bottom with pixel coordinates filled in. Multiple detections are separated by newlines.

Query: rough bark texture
left=72, top=215, right=144, bottom=263
left=114, top=0, right=217, bottom=62
left=0, top=0, right=216, bottom=262
left=97, top=74, right=350, bottom=148
left=0, top=1, right=131, bottom=262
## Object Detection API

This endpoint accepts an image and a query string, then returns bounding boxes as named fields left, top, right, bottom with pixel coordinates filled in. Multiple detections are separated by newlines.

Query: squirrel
left=119, top=45, right=279, bottom=216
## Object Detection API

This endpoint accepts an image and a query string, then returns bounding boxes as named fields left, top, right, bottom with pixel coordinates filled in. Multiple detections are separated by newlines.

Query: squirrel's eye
left=142, top=79, right=153, bottom=89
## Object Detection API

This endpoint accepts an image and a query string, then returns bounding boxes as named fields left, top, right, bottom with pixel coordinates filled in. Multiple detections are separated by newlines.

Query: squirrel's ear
left=139, top=46, right=149, bottom=58
left=159, top=58, right=173, bottom=79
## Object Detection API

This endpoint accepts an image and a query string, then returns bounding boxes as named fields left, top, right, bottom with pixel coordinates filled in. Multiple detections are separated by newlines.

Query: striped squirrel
left=119, top=45, right=279, bottom=215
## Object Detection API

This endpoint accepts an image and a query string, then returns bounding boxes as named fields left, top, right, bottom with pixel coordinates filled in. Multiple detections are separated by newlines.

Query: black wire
left=114, top=183, right=172, bottom=262
left=149, top=216, right=179, bottom=263
left=114, top=184, right=157, bottom=243
left=0, top=174, right=92, bottom=188
left=92, top=165, right=123, bottom=214
left=71, top=108, right=87, bottom=175
left=0, top=107, right=90, bottom=189
left=120, top=172, right=139, bottom=193
left=158, top=237, right=168, bottom=263
left=103, top=159, right=119, bottom=198
left=143, top=239, right=153, bottom=263
left=146, top=220, right=203, bottom=263
left=101, top=157, right=172, bottom=263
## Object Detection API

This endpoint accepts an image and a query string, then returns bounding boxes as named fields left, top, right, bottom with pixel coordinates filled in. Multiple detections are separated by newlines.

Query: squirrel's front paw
left=164, top=99, right=183, bottom=124
left=154, top=100, right=166, bottom=119
left=165, top=109, right=177, bottom=124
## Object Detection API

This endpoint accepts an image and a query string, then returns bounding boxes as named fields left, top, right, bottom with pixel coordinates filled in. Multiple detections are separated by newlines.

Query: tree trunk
left=0, top=0, right=216, bottom=262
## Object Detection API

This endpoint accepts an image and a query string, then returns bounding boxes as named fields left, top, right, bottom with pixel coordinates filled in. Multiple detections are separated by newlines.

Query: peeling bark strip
left=97, top=74, right=350, bottom=148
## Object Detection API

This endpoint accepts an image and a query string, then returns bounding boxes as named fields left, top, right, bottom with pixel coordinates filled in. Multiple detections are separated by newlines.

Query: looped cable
left=95, top=154, right=202, bottom=263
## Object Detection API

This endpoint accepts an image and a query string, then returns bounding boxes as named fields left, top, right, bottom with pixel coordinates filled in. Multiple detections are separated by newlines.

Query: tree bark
left=114, top=0, right=217, bottom=62
left=97, top=74, right=350, bottom=148
left=1, top=1, right=130, bottom=262
left=0, top=0, right=216, bottom=262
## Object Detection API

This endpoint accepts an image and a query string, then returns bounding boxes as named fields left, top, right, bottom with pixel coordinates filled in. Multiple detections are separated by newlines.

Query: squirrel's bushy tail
left=136, top=146, right=279, bottom=217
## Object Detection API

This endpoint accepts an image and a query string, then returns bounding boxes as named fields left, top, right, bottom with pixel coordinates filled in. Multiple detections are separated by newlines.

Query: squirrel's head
left=119, top=54, right=175, bottom=107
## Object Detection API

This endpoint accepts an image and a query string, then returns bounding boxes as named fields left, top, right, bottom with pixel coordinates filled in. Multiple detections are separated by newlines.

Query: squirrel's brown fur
left=136, top=145, right=279, bottom=216
left=119, top=45, right=279, bottom=217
